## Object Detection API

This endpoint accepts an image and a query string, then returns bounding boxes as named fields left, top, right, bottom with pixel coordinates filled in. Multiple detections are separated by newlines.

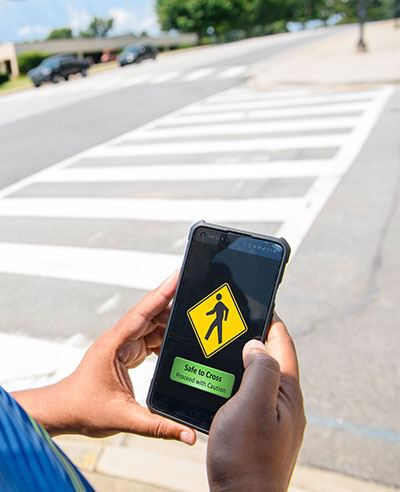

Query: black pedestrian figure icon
left=205, top=294, right=229, bottom=344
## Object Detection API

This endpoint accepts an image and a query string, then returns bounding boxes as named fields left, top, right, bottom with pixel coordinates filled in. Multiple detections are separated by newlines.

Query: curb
left=55, top=435, right=398, bottom=492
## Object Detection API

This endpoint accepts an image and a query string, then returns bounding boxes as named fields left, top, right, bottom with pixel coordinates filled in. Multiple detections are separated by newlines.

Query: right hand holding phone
left=206, top=316, right=306, bottom=492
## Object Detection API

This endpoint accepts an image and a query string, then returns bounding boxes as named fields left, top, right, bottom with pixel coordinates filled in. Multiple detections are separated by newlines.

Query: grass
left=0, top=75, right=32, bottom=95
left=88, top=60, right=118, bottom=74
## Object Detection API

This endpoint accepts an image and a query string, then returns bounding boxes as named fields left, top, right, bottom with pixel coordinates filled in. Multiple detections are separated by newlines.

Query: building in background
left=0, top=33, right=198, bottom=78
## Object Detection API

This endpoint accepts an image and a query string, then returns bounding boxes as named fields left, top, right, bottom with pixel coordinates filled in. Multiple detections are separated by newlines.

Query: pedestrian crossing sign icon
left=187, top=283, right=248, bottom=358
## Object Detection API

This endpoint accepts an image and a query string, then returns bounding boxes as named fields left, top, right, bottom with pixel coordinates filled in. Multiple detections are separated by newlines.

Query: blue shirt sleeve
left=0, top=386, right=95, bottom=492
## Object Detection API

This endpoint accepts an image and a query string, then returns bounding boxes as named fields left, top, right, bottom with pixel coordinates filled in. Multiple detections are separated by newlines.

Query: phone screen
left=148, top=224, right=287, bottom=432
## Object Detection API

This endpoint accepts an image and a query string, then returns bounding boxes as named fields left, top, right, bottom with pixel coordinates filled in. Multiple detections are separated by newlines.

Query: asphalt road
left=1, top=26, right=399, bottom=488
left=0, top=27, right=335, bottom=189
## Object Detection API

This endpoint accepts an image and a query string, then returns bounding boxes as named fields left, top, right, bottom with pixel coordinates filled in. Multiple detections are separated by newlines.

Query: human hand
left=12, top=271, right=196, bottom=445
left=206, top=315, right=306, bottom=492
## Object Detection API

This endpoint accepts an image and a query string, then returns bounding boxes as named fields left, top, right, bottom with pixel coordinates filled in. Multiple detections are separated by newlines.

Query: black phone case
left=147, top=220, right=291, bottom=434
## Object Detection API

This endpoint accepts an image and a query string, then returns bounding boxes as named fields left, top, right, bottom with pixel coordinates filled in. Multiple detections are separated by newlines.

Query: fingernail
left=163, top=270, right=179, bottom=285
left=180, top=431, right=194, bottom=446
left=245, top=339, right=267, bottom=351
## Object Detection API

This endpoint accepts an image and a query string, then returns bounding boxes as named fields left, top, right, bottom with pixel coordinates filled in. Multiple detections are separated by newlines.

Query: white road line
left=0, top=243, right=181, bottom=290
left=0, top=197, right=302, bottom=222
left=277, top=176, right=340, bottom=255
left=207, top=88, right=313, bottom=102
left=0, top=332, right=87, bottom=389
left=0, top=92, right=204, bottom=199
left=217, top=66, right=247, bottom=79
left=333, top=86, right=394, bottom=175
left=87, top=75, right=127, bottom=90
left=90, top=135, right=347, bottom=156
left=185, top=91, right=377, bottom=113
left=209, top=88, right=374, bottom=104
left=39, top=160, right=338, bottom=183
left=120, top=73, right=152, bottom=87
left=132, top=118, right=359, bottom=139
left=0, top=329, right=153, bottom=405
left=96, top=294, right=122, bottom=314
left=183, top=68, right=214, bottom=81
left=276, top=86, right=394, bottom=256
left=161, top=102, right=369, bottom=125
left=151, top=70, right=181, bottom=83
left=171, top=235, right=187, bottom=251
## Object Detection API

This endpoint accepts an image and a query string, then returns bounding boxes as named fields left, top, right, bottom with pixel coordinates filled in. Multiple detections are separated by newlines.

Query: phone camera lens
left=200, top=231, right=206, bottom=237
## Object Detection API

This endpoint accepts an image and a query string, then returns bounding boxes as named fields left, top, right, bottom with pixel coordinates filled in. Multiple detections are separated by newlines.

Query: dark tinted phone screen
left=149, top=225, right=286, bottom=431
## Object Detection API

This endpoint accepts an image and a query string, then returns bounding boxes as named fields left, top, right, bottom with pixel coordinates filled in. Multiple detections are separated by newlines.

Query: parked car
left=117, top=44, right=157, bottom=67
left=28, top=54, right=91, bottom=87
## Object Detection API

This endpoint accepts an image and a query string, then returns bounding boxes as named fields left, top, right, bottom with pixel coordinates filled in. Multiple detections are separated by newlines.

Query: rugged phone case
left=147, top=220, right=291, bottom=434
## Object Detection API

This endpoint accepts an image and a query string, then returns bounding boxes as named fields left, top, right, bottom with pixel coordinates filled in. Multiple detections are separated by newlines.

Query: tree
left=156, top=0, right=249, bottom=38
left=240, top=0, right=294, bottom=34
left=156, top=0, right=298, bottom=39
left=17, top=52, right=50, bottom=74
left=156, top=0, right=393, bottom=40
left=79, top=17, right=114, bottom=38
left=332, top=0, right=393, bottom=22
left=47, top=28, right=73, bottom=40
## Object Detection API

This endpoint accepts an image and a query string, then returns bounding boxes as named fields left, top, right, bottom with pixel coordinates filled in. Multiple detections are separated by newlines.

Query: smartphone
left=147, top=221, right=290, bottom=434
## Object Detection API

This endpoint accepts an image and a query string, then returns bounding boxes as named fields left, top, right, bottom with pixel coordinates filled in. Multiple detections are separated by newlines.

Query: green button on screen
left=170, top=357, right=235, bottom=399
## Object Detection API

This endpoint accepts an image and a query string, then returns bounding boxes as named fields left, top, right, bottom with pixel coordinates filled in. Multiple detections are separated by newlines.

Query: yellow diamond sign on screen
left=187, top=283, right=248, bottom=358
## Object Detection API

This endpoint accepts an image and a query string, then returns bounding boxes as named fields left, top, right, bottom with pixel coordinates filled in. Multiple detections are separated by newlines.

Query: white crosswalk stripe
left=160, top=102, right=369, bottom=125
left=183, top=68, right=215, bottom=81
left=89, top=135, right=348, bottom=157
left=0, top=83, right=393, bottom=391
left=151, top=70, right=182, bottom=83
left=0, top=243, right=180, bottom=290
left=185, top=91, right=378, bottom=113
left=119, top=73, right=153, bottom=86
left=0, top=197, right=301, bottom=222
left=37, top=160, right=338, bottom=182
left=130, top=117, right=359, bottom=139
left=217, top=66, right=248, bottom=79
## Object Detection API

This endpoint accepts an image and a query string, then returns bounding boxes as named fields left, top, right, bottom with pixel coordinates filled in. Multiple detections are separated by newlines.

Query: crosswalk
left=0, top=63, right=253, bottom=127
left=0, top=84, right=393, bottom=398
left=4, top=64, right=252, bottom=102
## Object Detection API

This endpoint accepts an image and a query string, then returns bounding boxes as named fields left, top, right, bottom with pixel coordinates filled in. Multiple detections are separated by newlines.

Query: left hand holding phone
left=12, top=270, right=197, bottom=446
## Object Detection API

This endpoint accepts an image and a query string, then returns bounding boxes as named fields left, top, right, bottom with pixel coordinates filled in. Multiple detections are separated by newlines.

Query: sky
left=0, top=0, right=159, bottom=43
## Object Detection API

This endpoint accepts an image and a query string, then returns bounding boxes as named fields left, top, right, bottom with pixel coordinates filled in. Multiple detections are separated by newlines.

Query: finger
left=135, top=271, right=179, bottom=323
left=123, top=403, right=196, bottom=445
left=144, top=326, right=164, bottom=348
left=152, top=306, right=171, bottom=327
left=266, top=315, right=299, bottom=382
left=235, top=340, right=281, bottom=413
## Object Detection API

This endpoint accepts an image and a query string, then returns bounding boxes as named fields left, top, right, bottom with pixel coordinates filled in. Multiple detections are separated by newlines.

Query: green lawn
left=0, top=75, right=33, bottom=95
left=88, top=61, right=118, bottom=74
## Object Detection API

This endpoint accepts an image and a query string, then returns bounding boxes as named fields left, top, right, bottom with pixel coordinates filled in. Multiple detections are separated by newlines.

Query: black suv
left=28, top=54, right=90, bottom=87
left=118, top=44, right=157, bottom=67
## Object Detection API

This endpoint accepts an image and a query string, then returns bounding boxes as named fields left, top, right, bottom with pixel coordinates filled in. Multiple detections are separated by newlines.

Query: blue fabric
left=0, top=386, right=95, bottom=492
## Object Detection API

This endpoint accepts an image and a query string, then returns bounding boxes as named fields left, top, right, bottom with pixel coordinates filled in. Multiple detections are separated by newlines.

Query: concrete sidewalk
left=253, top=20, right=400, bottom=89
left=55, top=434, right=397, bottom=492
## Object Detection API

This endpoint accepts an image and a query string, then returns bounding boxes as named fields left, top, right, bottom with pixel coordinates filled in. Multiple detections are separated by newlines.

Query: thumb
left=236, top=339, right=281, bottom=413
left=122, top=404, right=197, bottom=446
